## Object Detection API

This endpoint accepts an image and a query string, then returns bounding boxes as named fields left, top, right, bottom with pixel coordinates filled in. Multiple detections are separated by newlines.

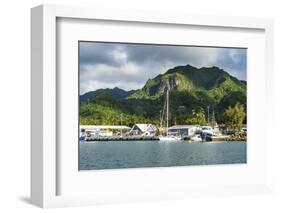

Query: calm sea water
left=79, top=140, right=246, bottom=170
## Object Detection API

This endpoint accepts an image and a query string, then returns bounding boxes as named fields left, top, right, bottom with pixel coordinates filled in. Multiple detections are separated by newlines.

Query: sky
left=79, top=42, right=247, bottom=95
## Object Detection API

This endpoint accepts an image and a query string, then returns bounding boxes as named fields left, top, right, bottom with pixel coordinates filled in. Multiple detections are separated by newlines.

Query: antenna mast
left=166, top=88, right=169, bottom=136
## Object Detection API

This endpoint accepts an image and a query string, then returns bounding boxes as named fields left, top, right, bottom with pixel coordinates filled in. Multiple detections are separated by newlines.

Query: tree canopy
left=224, top=103, right=246, bottom=131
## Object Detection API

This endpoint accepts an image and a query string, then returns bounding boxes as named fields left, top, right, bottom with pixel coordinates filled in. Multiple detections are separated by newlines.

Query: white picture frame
left=31, top=4, right=274, bottom=208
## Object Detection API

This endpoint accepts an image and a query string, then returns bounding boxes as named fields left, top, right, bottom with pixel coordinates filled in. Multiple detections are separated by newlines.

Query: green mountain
left=80, top=64, right=246, bottom=126
left=80, top=87, right=137, bottom=103
left=128, top=64, right=246, bottom=101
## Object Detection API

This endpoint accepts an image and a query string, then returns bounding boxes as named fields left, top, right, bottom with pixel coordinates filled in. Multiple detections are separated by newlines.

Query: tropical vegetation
left=80, top=64, right=247, bottom=128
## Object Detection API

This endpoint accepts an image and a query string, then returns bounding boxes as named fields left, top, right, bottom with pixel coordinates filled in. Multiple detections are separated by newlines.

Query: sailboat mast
left=211, top=107, right=216, bottom=127
left=166, top=89, right=169, bottom=136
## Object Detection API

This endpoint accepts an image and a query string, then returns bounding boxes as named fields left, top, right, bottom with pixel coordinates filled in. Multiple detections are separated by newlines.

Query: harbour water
left=79, top=140, right=246, bottom=170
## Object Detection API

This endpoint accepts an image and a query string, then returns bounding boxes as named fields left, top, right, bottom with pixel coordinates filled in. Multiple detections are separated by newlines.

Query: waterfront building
left=130, top=124, right=157, bottom=136
left=80, top=125, right=130, bottom=137
left=168, top=125, right=200, bottom=138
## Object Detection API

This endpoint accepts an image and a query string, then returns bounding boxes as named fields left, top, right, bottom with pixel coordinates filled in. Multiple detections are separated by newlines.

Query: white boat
left=201, top=126, right=217, bottom=134
left=201, top=125, right=229, bottom=142
left=190, top=134, right=202, bottom=142
left=159, top=135, right=181, bottom=141
left=158, top=87, right=181, bottom=142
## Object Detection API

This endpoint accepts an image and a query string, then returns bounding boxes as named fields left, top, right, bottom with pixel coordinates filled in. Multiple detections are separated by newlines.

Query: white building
left=80, top=125, right=130, bottom=137
left=130, top=124, right=157, bottom=136
left=168, top=125, right=200, bottom=137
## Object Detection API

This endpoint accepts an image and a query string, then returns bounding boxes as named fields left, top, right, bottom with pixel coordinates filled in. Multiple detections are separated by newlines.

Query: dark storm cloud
left=80, top=42, right=124, bottom=67
left=79, top=42, right=247, bottom=94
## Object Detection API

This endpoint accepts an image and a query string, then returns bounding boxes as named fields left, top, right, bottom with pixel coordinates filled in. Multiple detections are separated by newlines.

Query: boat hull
left=159, top=136, right=181, bottom=141
left=209, top=136, right=227, bottom=142
left=201, top=132, right=228, bottom=142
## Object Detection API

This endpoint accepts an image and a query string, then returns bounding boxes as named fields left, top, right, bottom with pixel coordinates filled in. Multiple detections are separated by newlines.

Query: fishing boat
left=201, top=126, right=228, bottom=142
left=159, top=87, right=181, bottom=142
left=200, top=107, right=228, bottom=142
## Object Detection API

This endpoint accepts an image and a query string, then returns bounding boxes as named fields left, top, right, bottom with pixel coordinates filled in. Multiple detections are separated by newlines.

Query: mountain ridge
left=80, top=87, right=137, bottom=103
left=128, top=64, right=246, bottom=101
left=80, top=64, right=246, bottom=125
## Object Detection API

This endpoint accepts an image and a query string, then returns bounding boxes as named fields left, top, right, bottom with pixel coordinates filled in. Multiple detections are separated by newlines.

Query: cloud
left=216, top=48, right=247, bottom=80
left=79, top=42, right=247, bottom=94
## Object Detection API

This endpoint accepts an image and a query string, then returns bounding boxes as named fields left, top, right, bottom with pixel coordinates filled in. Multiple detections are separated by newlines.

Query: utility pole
left=160, top=110, right=162, bottom=128
left=211, top=106, right=216, bottom=127
left=120, top=113, right=123, bottom=137
left=207, top=105, right=210, bottom=125
left=166, top=88, right=169, bottom=136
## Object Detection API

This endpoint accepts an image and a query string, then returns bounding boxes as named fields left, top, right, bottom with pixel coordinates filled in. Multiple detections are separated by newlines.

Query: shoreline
left=80, top=137, right=246, bottom=143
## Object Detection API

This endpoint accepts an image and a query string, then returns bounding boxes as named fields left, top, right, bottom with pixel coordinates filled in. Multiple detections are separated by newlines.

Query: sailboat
left=159, top=88, right=181, bottom=141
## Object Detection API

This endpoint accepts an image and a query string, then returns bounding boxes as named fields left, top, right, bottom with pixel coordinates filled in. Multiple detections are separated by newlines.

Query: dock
left=84, top=136, right=160, bottom=141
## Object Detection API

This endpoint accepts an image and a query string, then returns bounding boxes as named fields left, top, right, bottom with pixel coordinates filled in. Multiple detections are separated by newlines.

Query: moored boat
left=200, top=125, right=228, bottom=142
left=190, top=134, right=202, bottom=142
left=159, top=135, right=181, bottom=141
left=201, top=131, right=229, bottom=142
left=208, top=135, right=229, bottom=142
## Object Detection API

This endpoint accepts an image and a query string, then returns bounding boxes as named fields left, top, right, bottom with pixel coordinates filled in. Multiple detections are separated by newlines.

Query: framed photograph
left=31, top=4, right=274, bottom=208
left=78, top=41, right=248, bottom=170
